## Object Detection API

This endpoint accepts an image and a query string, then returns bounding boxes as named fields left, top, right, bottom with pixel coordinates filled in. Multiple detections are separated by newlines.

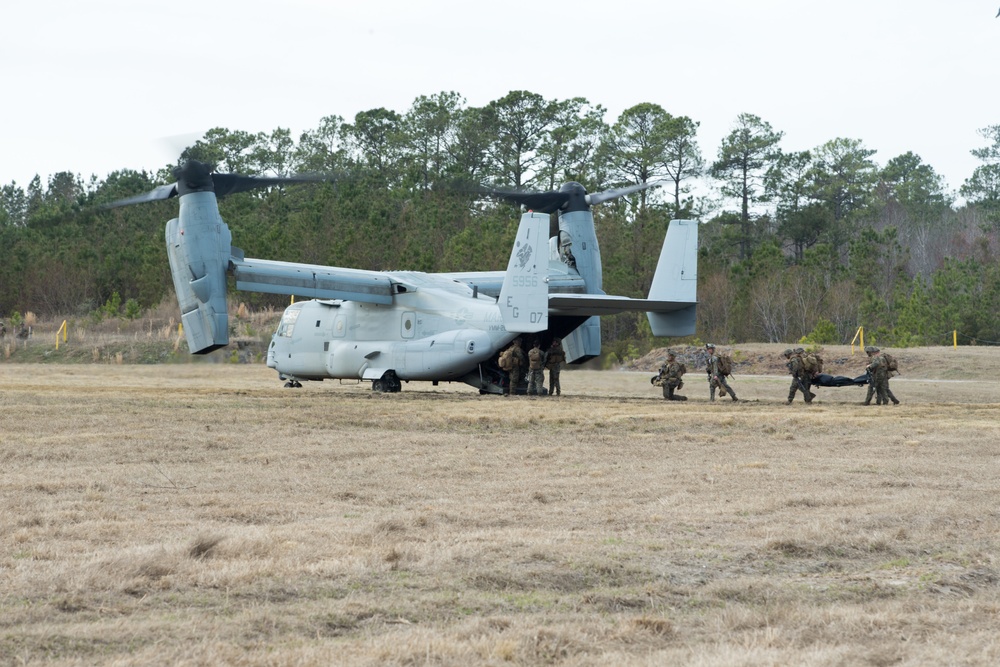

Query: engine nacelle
left=166, top=192, right=231, bottom=354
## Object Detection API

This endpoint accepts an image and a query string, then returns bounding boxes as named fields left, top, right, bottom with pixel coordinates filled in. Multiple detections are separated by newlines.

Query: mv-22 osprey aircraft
left=107, top=160, right=698, bottom=394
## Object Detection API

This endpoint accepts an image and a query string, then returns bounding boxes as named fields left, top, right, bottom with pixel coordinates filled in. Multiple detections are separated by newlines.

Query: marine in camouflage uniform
left=545, top=338, right=566, bottom=396
left=883, top=359, right=900, bottom=405
left=526, top=339, right=546, bottom=395
left=655, top=351, right=688, bottom=401
left=705, top=343, right=738, bottom=402
left=503, top=338, right=527, bottom=396
left=783, top=347, right=815, bottom=404
left=863, top=346, right=898, bottom=405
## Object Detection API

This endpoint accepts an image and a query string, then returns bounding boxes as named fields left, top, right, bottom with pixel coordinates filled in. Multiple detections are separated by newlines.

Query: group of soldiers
left=654, top=343, right=738, bottom=402
left=499, top=337, right=566, bottom=396
left=0, top=321, right=28, bottom=340
left=0, top=321, right=31, bottom=340
left=782, top=344, right=899, bottom=406
left=500, top=336, right=901, bottom=403
left=654, top=343, right=900, bottom=405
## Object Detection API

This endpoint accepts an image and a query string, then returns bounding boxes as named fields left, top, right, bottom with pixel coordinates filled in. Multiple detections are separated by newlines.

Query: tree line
left=2, top=90, right=999, bottom=356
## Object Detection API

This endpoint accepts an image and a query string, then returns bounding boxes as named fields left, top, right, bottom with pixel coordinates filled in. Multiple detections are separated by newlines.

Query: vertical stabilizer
left=647, top=219, right=698, bottom=336
left=498, top=212, right=548, bottom=333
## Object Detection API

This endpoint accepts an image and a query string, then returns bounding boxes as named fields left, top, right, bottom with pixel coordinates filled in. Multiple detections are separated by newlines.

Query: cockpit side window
left=277, top=308, right=301, bottom=338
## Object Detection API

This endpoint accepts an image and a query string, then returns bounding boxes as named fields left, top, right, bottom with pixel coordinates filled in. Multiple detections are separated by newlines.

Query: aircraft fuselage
left=266, top=274, right=521, bottom=389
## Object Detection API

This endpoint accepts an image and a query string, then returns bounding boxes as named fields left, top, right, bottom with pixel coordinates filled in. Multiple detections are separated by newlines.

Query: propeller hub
left=174, top=160, right=215, bottom=195
left=559, top=182, right=589, bottom=213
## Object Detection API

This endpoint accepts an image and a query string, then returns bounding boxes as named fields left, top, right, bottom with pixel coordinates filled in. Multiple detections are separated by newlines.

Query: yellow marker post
left=954, top=330, right=957, bottom=349
left=55, top=320, right=68, bottom=350
left=851, top=326, right=864, bottom=355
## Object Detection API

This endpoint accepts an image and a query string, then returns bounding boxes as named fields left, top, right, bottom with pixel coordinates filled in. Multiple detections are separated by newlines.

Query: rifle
left=710, top=373, right=731, bottom=397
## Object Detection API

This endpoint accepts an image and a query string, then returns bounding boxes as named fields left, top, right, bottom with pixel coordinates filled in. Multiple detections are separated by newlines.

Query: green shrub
left=124, top=298, right=142, bottom=320
left=803, top=318, right=838, bottom=344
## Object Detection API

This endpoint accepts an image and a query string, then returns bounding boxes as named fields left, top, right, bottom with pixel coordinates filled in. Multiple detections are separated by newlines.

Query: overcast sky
left=2, top=0, right=997, bottom=200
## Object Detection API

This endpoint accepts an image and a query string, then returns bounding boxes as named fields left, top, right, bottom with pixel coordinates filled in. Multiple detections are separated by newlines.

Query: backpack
left=498, top=347, right=513, bottom=371
left=716, top=354, right=732, bottom=376
left=802, top=353, right=824, bottom=374
left=882, top=352, right=898, bottom=372
left=677, top=362, right=687, bottom=377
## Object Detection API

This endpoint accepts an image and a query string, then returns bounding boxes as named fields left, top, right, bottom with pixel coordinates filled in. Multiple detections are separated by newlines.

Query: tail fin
left=647, top=219, right=698, bottom=336
left=498, top=212, right=548, bottom=334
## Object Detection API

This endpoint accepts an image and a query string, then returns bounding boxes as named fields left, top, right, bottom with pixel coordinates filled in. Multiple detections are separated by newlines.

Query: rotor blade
left=479, top=187, right=569, bottom=214
left=103, top=163, right=333, bottom=209
left=210, top=173, right=332, bottom=198
left=585, top=180, right=663, bottom=206
left=101, top=183, right=178, bottom=209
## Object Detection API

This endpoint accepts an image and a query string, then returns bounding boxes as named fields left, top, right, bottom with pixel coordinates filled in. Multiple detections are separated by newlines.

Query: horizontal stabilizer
left=549, top=294, right=695, bottom=317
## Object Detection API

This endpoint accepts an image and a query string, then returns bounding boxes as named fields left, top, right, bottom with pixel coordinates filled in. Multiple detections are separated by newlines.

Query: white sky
left=2, top=0, right=997, bottom=199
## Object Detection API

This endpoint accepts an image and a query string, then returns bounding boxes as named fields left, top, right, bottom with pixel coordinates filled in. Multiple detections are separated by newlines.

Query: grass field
left=2, top=351, right=1000, bottom=665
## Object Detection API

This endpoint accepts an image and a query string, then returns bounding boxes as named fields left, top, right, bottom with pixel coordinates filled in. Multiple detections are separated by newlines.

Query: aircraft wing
left=440, top=267, right=586, bottom=298
left=548, top=294, right=695, bottom=317
left=232, top=258, right=394, bottom=304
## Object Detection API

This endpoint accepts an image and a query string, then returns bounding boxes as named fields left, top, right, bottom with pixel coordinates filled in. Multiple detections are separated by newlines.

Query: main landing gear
left=372, top=371, right=402, bottom=393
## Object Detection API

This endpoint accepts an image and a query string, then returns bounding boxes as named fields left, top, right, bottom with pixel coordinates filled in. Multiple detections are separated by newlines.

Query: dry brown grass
left=2, top=358, right=1000, bottom=666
